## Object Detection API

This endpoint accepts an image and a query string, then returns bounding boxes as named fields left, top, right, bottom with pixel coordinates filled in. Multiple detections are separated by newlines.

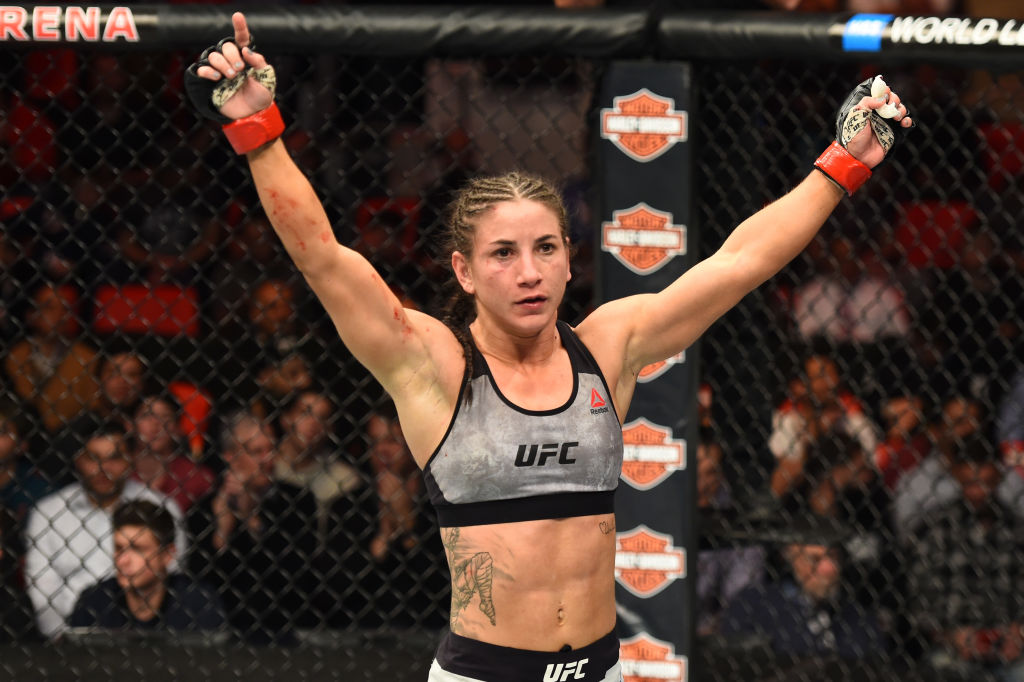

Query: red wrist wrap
left=221, top=103, right=285, bottom=155
left=814, top=141, right=872, bottom=196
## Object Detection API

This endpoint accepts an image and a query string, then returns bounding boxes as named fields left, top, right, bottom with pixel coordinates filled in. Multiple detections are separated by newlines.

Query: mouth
left=515, top=295, right=547, bottom=310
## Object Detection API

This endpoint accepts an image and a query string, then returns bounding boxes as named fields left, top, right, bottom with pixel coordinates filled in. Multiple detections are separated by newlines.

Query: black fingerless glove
left=185, top=37, right=244, bottom=124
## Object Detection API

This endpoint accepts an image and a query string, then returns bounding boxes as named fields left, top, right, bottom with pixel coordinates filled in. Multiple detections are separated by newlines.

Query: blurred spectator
left=274, top=389, right=365, bottom=550
left=23, top=165, right=134, bottom=288
left=45, top=347, right=149, bottom=486
left=117, top=165, right=222, bottom=287
left=205, top=212, right=291, bottom=325
left=912, top=230, right=1023, bottom=395
left=791, top=235, right=910, bottom=349
left=0, top=403, right=53, bottom=546
left=367, top=403, right=419, bottom=562
left=90, top=349, right=147, bottom=424
left=781, top=434, right=891, bottom=610
left=203, top=277, right=319, bottom=417
left=187, top=411, right=318, bottom=643
left=69, top=500, right=225, bottom=633
left=696, top=424, right=765, bottom=637
left=24, top=417, right=186, bottom=638
left=130, top=393, right=215, bottom=514
left=894, top=395, right=1024, bottom=538
left=3, top=283, right=99, bottom=435
left=720, top=541, right=886, bottom=659
left=769, top=349, right=880, bottom=499
left=0, top=507, right=39, bottom=643
left=901, top=432, right=1024, bottom=680
left=874, top=392, right=932, bottom=492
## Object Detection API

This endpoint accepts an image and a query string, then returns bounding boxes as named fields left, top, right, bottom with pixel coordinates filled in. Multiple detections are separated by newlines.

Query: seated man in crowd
left=720, top=539, right=886, bottom=661
left=187, top=410, right=318, bottom=643
left=24, top=416, right=186, bottom=638
left=902, top=432, right=1024, bottom=680
left=130, top=392, right=215, bottom=513
left=894, top=395, right=1024, bottom=538
left=70, top=500, right=224, bottom=632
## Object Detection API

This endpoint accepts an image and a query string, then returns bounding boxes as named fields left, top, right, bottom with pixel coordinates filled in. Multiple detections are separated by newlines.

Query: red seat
left=168, top=380, right=212, bottom=457
left=92, top=284, right=200, bottom=338
left=979, top=122, right=1024, bottom=190
left=893, top=200, right=977, bottom=269
left=355, top=196, right=421, bottom=254
left=4, top=96, right=56, bottom=183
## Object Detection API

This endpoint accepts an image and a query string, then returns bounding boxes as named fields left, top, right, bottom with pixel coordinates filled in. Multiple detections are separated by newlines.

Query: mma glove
left=184, top=37, right=284, bottom=154
left=814, top=76, right=913, bottom=196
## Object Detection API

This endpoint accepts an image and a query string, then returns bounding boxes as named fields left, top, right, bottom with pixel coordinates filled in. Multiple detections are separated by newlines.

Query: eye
left=538, top=242, right=556, bottom=254
left=494, top=247, right=513, bottom=259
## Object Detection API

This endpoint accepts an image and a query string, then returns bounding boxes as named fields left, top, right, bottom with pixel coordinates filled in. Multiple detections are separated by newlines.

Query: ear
left=451, top=251, right=475, bottom=295
left=160, top=544, right=177, bottom=570
left=564, top=236, right=572, bottom=283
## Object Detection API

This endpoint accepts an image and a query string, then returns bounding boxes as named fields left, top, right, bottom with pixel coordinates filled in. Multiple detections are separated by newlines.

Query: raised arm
left=184, top=13, right=455, bottom=392
left=584, top=76, right=915, bottom=380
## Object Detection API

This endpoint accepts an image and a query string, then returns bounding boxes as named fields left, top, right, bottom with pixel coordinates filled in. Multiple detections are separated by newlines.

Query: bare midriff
left=441, top=511, right=617, bottom=652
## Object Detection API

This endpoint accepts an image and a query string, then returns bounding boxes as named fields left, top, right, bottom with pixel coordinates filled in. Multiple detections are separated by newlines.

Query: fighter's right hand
left=185, top=12, right=275, bottom=123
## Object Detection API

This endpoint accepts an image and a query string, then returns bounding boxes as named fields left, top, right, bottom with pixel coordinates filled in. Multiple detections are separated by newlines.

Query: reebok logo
left=543, top=658, right=588, bottom=681
left=590, top=389, right=609, bottom=414
left=515, top=442, right=579, bottom=467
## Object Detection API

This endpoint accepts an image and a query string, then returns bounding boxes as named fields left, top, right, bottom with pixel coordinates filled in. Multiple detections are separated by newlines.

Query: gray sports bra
left=423, top=321, right=623, bottom=527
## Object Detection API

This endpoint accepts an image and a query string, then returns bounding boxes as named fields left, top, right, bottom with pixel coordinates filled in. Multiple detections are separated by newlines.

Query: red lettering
left=32, top=6, right=60, bottom=41
left=66, top=6, right=100, bottom=41
left=102, top=7, right=138, bottom=42
left=0, top=7, right=29, bottom=40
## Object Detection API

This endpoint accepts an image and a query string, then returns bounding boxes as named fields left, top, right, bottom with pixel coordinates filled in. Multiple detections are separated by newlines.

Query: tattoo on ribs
left=443, top=528, right=497, bottom=628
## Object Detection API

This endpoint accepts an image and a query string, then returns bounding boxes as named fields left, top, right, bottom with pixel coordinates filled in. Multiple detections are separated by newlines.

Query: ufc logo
left=514, top=442, right=579, bottom=467
left=543, top=658, right=588, bottom=681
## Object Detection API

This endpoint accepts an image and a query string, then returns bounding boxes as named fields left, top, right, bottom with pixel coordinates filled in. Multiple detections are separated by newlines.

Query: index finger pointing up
left=232, top=11, right=251, bottom=49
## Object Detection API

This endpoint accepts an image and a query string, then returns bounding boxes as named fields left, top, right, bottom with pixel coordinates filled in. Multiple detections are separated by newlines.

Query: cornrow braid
left=441, top=171, right=573, bottom=378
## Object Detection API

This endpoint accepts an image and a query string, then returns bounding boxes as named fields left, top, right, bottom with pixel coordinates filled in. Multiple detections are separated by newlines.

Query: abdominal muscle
left=441, top=511, right=617, bottom=651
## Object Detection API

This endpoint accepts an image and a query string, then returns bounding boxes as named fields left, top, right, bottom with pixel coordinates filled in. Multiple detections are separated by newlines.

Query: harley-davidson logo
left=638, top=351, right=686, bottom=383
left=615, top=526, right=686, bottom=598
left=600, top=89, right=687, bottom=162
left=619, top=632, right=688, bottom=682
left=602, top=203, right=686, bottom=276
left=620, top=418, right=686, bottom=490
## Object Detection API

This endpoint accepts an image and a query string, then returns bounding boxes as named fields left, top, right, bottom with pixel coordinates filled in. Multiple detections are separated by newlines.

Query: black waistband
left=434, top=489, right=615, bottom=527
left=435, top=629, right=619, bottom=682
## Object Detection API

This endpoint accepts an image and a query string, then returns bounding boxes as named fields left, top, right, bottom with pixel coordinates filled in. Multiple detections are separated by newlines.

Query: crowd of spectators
left=1, top=8, right=1024, bottom=682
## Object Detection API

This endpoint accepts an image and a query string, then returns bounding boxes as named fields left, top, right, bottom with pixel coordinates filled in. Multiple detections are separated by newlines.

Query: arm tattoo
left=443, top=528, right=497, bottom=628
left=599, top=520, right=616, bottom=535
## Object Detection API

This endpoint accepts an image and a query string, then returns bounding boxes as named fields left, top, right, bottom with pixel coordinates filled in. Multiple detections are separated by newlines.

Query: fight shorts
left=427, top=629, right=622, bottom=682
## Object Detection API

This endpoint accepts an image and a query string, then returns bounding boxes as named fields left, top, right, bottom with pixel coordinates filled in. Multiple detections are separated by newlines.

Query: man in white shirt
left=24, top=416, right=185, bottom=638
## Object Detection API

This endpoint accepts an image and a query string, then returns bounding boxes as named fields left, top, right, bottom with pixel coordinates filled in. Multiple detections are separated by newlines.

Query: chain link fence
left=1, top=7, right=1023, bottom=681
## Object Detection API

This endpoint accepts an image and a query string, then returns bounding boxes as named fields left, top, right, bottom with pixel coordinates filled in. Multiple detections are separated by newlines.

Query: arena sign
left=638, top=351, right=685, bottom=384
left=600, top=89, right=687, bottom=162
left=621, top=418, right=686, bottom=491
left=619, top=633, right=688, bottom=682
left=614, top=525, right=686, bottom=598
left=0, top=5, right=138, bottom=42
left=890, top=16, right=1024, bottom=46
left=601, top=203, right=687, bottom=276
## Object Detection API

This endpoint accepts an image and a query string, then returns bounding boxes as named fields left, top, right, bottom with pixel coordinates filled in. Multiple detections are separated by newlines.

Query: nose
left=517, top=251, right=541, bottom=285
